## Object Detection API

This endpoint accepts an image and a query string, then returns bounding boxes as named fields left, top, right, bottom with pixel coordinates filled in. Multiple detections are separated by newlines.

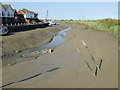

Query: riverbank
left=59, top=19, right=119, bottom=38
left=2, top=22, right=118, bottom=88
left=2, top=24, right=68, bottom=59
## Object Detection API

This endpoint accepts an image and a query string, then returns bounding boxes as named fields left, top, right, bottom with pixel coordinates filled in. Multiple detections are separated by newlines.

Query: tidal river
left=2, top=27, right=72, bottom=67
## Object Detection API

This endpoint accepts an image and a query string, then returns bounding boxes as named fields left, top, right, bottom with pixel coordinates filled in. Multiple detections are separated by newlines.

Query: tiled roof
left=17, top=10, right=24, bottom=14
left=21, top=9, right=38, bottom=14
left=3, top=4, right=10, bottom=10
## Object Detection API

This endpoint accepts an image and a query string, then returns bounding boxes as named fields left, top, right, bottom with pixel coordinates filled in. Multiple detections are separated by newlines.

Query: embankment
left=2, top=24, right=68, bottom=59
left=7, top=23, right=49, bottom=33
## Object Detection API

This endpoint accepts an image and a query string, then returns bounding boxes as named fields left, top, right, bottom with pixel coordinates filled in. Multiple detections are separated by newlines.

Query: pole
left=46, top=10, right=48, bottom=20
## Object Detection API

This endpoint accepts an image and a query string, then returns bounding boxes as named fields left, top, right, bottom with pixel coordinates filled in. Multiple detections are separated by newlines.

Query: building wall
left=18, top=10, right=38, bottom=19
left=0, top=4, right=6, bottom=18
left=0, top=4, right=14, bottom=18
left=0, top=4, right=2, bottom=17
left=26, top=11, right=34, bottom=19
left=6, top=6, right=14, bottom=18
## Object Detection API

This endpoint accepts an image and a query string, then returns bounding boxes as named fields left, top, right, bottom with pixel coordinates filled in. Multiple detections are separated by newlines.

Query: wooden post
left=94, top=67, right=98, bottom=76
left=99, top=59, right=103, bottom=70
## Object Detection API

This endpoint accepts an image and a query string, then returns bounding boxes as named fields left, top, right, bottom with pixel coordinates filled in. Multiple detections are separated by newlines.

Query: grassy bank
left=58, top=19, right=119, bottom=38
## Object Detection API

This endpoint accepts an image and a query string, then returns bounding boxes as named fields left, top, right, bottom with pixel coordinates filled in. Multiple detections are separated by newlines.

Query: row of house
left=0, top=3, right=39, bottom=25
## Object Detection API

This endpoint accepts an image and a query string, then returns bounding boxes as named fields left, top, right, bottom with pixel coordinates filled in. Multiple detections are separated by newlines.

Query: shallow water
left=2, top=27, right=71, bottom=67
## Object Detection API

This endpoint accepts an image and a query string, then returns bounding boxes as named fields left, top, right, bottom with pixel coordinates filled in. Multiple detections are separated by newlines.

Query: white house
left=0, top=3, right=14, bottom=18
left=18, top=9, right=38, bottom=19
left=0, top=3, right=15, bottom=24
left=3, top=4, right=14, bottom=18
left=0, top=3, right=6, bottom=17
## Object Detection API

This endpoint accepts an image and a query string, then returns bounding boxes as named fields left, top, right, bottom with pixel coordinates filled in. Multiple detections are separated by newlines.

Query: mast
left=46, top=10, right=48, bottom=20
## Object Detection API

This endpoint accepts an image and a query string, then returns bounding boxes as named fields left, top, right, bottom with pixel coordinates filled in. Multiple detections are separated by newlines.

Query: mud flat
left=1, top=24, right=67, bottom=59
left=2, top=23, right=118, bottom=88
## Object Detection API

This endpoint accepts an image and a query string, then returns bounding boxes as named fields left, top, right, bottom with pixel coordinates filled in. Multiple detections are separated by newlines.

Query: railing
left=1, top=22, right=45, bottom=27
left=4, top=23, right=49, bottom=33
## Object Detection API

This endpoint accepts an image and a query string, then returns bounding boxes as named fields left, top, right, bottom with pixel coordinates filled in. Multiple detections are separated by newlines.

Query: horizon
left=1, top=2, right=118, bottom=20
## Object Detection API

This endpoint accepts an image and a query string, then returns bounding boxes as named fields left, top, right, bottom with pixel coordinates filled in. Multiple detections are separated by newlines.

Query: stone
left=21, top=55, right=25, bottom=57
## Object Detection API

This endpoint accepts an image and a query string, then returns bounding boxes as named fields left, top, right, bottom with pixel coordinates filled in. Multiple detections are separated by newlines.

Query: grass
left=58, top=18, right=119, bottom=38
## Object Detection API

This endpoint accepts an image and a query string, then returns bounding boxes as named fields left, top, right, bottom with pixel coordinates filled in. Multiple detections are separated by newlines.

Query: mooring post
left=99, top=59, right=103, bottom=70
left=94, top=66, right=98, bottom=76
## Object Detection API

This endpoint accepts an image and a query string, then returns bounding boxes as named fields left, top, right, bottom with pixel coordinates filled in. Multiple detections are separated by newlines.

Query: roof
left=21, top=9, right=38, bottom=14
left=3, top=4, right=10, bottom=10
left=13, top=9, right=17, bottom=13
left=2, top=4, right=14, bottom=12
left=17, top=10, right=24, bottom=15
left=0, top=3, right=6, bottom=10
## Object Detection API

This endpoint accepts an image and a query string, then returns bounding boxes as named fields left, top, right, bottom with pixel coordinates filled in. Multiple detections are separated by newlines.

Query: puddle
left=2, top=27, right=72, bottom=67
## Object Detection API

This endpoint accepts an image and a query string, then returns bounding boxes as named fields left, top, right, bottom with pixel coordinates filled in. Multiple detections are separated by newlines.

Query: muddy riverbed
left=2, top=24, right=69, bottom=67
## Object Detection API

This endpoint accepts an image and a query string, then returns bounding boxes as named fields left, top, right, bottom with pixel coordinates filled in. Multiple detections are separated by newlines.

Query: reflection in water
left=3, top=27, right=71, bottom=67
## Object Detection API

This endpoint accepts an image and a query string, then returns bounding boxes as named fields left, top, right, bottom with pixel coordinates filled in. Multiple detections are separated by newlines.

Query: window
left=8, top=12, right=10, bottom=16
left=2, top=11, right=4, bottom=16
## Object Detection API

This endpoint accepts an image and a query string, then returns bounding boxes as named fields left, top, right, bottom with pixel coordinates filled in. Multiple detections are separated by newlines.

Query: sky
left=2, top=2, right=118, bottom=20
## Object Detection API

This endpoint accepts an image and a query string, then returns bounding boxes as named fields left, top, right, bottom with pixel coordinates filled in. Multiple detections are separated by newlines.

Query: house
left=13, top=9, right=18, bottom=19
left=18, top=9, right=38, bottom=19
left=0, top=3, right=6, bottom=25
left=3, top=4, right=14, bottom=18
left=0, top=3, right=15, bottom=25
left=17, top=9, right=38, bottom=24
left=0, top=3, right=40, bottom=25
left=13, top=9, right=25, bottom=24
left=0, top=3, right=6, bottom=18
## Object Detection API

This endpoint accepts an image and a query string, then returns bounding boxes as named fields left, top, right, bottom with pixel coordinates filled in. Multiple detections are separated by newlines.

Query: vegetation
left=59, top=18, right=119, bottom=38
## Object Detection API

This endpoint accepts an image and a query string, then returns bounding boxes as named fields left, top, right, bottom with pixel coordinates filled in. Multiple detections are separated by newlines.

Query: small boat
left=0, top=27, right=9, bottom=35
left=48, top=21, right=57, bottom=26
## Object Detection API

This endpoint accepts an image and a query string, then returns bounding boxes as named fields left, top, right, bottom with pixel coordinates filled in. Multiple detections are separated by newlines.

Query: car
left=0, top=27, right=9, bottom=35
